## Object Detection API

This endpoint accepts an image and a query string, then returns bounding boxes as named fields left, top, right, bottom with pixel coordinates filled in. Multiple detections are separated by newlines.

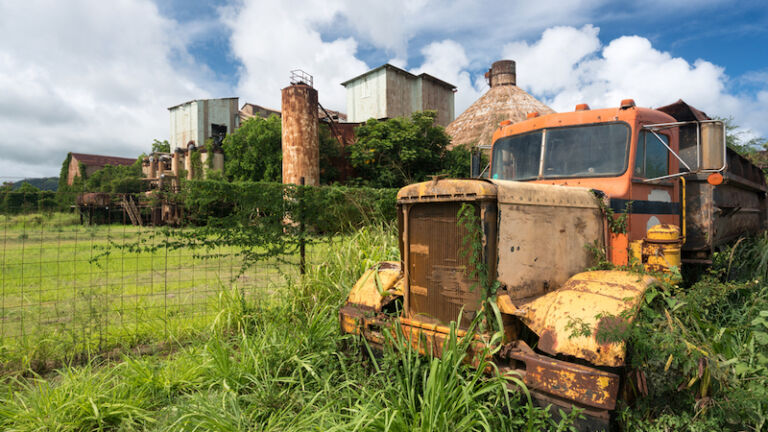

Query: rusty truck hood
left=397, top=179, right=497, bottom=203
left=500, top=270, right=656, bottom=367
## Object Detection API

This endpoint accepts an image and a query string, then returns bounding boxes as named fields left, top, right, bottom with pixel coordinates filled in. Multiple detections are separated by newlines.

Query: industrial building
left=66, top=152, right=137, bottom=185
left=168, top=98, right=240, bottom=152
left=446, top=60, right=555, bottom=149
left=239, top=102, right=347, bottom=123
left=341, top=64, right=457, bottom=126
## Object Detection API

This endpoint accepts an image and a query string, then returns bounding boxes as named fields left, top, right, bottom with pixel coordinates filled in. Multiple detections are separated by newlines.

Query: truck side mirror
left=700, top=121, right=725, bottom=171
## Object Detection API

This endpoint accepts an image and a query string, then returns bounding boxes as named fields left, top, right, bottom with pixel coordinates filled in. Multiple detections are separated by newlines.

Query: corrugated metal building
left=341, top=64, right=456, bottom=126
left=168, top=98, right=240, bottom=152
left=239, top=102, right=347, bottom=123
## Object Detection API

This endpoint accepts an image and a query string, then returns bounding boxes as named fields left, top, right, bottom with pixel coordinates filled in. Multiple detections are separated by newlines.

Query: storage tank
left=281, top=71, right=319, bottom=186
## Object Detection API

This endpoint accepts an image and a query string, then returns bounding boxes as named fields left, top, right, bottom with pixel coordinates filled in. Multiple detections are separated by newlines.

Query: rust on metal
left=281, top=82, right=319, bottom=186
left=516, top=270, right=657, bottom=367
left=346, top=261, right=402, bottom=311
left=407, top=201, right=480, bottom=327
left=501, top=341, right=620, bottom=411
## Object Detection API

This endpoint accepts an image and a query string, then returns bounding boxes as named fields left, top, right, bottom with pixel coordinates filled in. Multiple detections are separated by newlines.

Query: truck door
left=628, top=130, right=680, bottom=243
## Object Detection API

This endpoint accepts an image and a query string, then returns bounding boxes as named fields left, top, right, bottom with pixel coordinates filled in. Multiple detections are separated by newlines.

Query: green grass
left=2, top=212, right=768, bottom=431
left=0, top=212, right=328, bottom=374
left=0, top=223, right=570, bottom=432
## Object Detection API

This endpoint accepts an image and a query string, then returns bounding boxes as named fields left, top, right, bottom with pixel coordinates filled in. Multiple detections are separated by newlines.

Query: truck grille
left=407, top=202, right=482, bottom=327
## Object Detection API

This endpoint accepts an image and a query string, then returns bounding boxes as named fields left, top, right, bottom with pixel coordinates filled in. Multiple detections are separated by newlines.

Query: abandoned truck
left=339, top=99, right=767, bottom=429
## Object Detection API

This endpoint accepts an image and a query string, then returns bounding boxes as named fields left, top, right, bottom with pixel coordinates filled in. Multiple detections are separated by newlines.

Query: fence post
left=299, top=177, right=306, bottom=276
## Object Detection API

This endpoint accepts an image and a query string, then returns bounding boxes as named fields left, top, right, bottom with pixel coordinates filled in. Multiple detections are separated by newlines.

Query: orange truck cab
left=487, top=99, right=766, bottom=267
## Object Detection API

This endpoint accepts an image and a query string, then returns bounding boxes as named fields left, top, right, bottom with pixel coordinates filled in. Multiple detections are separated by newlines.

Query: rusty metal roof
left=70, top=153, right=137, bottom=167
left=341, top=64, right=456, bottom=90
left=656, top=99, right=710, bottom=122
left=446, top=84, right=554, bottom=149
left=239, top=102, right=347, bottom=122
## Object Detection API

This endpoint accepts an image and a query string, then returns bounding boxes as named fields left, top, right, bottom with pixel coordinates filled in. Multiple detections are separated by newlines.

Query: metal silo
left=281, top=70, right=319, bottom=186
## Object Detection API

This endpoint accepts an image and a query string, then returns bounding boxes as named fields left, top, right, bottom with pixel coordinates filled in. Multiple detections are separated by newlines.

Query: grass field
left=0, top=213, right=325, bottom=374
left=1, top=213, right=767, bottom=431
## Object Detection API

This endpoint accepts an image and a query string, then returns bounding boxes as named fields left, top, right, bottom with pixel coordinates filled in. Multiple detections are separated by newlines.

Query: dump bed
left=658, top=100, right=768, bottom=262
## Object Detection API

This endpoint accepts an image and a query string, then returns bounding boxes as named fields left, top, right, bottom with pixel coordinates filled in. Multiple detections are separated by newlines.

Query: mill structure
left=281, top=70, right=320, bottom=186
left=446, top=60, right=555, bottom=149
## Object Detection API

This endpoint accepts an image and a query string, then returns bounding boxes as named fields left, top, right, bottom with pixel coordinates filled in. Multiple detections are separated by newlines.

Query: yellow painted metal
left=346, top=261, right=403, bottom=311
left=515, top=270, right=657, bottom=367
left=680, top=177, right=687, bottom=244
left=397, top=178, right=497, bottom=203
left=630, top=240, right=643, bottom=265
left=644, top=224, right=682, bottom=272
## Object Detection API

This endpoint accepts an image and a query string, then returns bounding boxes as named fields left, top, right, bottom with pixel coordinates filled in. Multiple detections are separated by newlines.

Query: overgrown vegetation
left=349, top=110, right=469, bottom=187
left=0, top=224, right=575, bottom=432
left=573, top=235, right=768, bottom=431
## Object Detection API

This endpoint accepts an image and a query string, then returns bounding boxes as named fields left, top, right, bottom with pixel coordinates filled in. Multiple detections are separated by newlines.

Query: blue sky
left=0, top=0, right=766, bottom=179
left=171, top=0, right=768, bottom=92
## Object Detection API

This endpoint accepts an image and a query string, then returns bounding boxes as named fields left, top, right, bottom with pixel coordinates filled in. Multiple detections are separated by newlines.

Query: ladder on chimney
left=122, top=195, right=143, bottom=226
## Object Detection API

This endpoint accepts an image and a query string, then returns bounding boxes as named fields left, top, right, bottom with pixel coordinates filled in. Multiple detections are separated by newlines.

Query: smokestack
left=485, top=60, right=516, bottom=87
left=281, top=70, right=319, bottom=186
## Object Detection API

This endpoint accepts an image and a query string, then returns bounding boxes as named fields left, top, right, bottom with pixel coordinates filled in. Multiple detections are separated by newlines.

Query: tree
left=222, top=115, right=282, bottom=182
left=442, top=144, right=472, bottom=179
left=152, top=139, right=171, bottom=153
left=349, top=111, right=452, bottom=188
left=84, top=161, right=144, bottom=193
left=319, top=123, right=343, bottom=184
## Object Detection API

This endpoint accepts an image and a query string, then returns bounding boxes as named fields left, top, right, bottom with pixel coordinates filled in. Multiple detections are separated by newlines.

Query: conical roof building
left=446, top=60, right=555, bottom=149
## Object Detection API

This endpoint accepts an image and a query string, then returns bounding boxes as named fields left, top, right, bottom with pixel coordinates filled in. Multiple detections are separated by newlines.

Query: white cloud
left=224, top=0, right=611, bottom=114
left=410, top=40, right=486, bottom=114
left=222, top=0, right=369, bottom=113
left=0, top=0, right=220, bottom=179
left=502, top=25, right=768, bottom=138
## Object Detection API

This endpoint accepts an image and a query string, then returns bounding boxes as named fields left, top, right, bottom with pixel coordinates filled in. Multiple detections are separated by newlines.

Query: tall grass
left=620, top=234, right=768, bottom=431
left=0, top=224, right=562, bottom=431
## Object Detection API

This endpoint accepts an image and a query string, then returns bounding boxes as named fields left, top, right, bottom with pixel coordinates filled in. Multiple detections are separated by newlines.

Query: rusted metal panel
left=407, top=202, right=481, bottom=326
left=684, top=171, right=767, bottom=255
left=492, top=179, right=604, bottom=300
left=386, top=69, right=414, bottom=120
left=339, top=300, right=620, bottom=413
left=501, top=341, right=620, bottom=411
left=346, top=261, right=402, bottom=311
left=419, top=77, right=455, bottom=126
left=512, top=271, right=656, bottom=367
left=76, top=193, right=111, bottom=207
left=281, top=84, right=319, bottom=186
left=397, top=178, right=497, bottom=203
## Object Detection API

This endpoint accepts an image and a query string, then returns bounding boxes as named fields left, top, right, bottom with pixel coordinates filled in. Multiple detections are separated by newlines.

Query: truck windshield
left=491, top=123, right=629, bottom=180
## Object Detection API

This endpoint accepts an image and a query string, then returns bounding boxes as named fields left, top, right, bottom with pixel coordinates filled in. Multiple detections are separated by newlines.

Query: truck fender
left=499, top=270, right=657, bottom=368
left=345, top=261, right=403, bottom=311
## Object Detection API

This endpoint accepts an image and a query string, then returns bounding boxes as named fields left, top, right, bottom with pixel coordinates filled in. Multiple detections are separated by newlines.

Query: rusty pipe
left=680, top=176, right=686, bottom=245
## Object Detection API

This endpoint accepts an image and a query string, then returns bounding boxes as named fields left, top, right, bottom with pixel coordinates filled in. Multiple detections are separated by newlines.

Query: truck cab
left=489, top=99, right=681, bottom=266
left=489, top=98, right=766, bottom=266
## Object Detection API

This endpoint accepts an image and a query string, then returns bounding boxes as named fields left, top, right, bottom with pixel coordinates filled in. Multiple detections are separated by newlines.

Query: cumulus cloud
left=502, top=25, right=768, bottom=137
left=223, top=0, right=611, bottom=112
left=410, top=40, right=486, bottom=113
left=222, top=0, right=369, bottom=113
left=0, top=0, right=220, bottom=179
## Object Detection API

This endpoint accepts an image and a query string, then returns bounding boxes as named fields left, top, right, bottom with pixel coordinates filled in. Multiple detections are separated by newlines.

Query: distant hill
left=12, top=177, right=59, bottom=191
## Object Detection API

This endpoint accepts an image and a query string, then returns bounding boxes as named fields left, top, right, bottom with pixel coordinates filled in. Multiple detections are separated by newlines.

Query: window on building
left=211, top=124, right=227, bottom=147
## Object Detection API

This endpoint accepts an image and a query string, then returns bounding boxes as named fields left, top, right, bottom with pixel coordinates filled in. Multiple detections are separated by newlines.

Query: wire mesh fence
left=0, top=190, right=332, bottom=368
